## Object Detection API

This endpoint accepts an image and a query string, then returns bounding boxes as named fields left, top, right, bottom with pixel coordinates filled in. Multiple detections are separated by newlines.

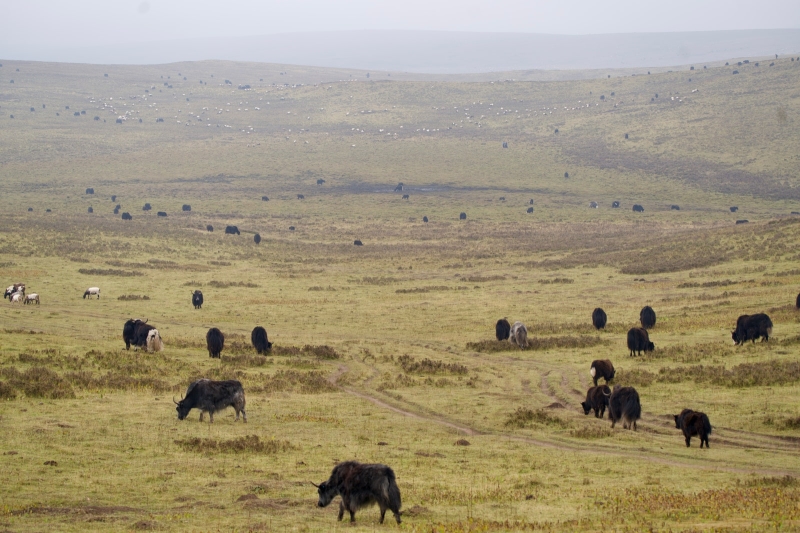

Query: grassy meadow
left=1, top=55, right=800, bottom=532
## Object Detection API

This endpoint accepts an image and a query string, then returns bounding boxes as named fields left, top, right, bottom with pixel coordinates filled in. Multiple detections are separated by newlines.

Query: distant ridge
left=3, top=29, right=799, bottom=72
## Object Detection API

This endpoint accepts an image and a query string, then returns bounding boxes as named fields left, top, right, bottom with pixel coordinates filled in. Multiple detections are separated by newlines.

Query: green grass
left=0, top=56, right=800, bottom=531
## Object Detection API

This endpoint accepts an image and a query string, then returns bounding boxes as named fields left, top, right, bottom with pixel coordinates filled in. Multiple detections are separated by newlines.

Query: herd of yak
left=3, top=282, right=795, bottom=524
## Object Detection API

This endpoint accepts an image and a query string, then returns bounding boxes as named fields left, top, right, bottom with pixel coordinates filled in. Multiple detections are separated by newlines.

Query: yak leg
left=393, top=509, right=402, bottom=524
left=379, top=504, right=386, bottom=524
left=685, top=435, right=691, bottom=447
left=199, top=411, right=204, bottom=422
left=337, top=501, right=344, bottom=521
left=208, top=411, right=214, bottom=423
left=241, top=409, right=247, bottom=423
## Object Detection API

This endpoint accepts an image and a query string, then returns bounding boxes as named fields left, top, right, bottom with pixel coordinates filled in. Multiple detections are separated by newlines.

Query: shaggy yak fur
left=206, top=327, right=225, bottom=358
left=590, top=359, right=615, bottom=386
left=731, top=313, right=773, bottom=344
left=174, top=379, right=246, bottom=423
left=639, top=305, right=656, bottom=329
left=627, top=327, right=654, bottom=356
left=673, top=409, right=712, bottom=448
left=592, top=307, right=607, bottom=329
left=314, top=461, right=402, bottom=524
left=608, top=385, right=641, bottom=430
left=508, top=321, right=529, bottom=348
left=191, top=290, right=203, bottom=309
left=251, top=326, right=272, bottom=354
left=495, top=318, right=511, bottom=341
left=123, top=319, right=159, bottom=350
left=581, top=385, right=611, bottom=418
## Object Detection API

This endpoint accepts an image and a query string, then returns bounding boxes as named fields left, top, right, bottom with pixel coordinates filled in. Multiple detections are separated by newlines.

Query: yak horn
left=310, top=481, right=320, bottom=488
left=173, top=396, right=179, bottom=405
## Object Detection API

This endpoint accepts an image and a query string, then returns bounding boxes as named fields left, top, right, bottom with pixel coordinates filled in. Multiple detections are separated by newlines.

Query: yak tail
left=590, top=366, right=596, bottom=378
left=385, top=468, right=401, bottom=509
left=704, top=416, right=713, bottom=435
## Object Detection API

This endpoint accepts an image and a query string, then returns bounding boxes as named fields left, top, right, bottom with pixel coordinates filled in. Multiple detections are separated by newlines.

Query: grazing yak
left=796, top=292, right=800, bottom=309
left=590, top=359, right=615, bottom=386
left=191, top=290, right=203, bottom=309
left=253, top=233, right=261, bottom=244
left=9, top=292, right=23, bottom=303
left=459, top=212, right=467, bottom=220
left=671, top=205, right=680, bottom=210
left=157, top=211, right=167, bottom=217
left=182, top=204, right=191, bottom=212
left=632, top=204, right=644, bottom=212
left=732, top=313, right=773, bottom=344
left=640, top=305, right=656, bottom=329
left=24, top=293, right=40, bottom=305
left=251, top=326, right=272, bottom=354
left=495, top=318, right=511, bottom=341
left=353, top=240, right=363, bottom=246
left=83, top=287, right=100, bottom=299
left=612, top=201, right=620, bottom=208
left=206, top=327, right=225, bottom=358
left=581, top=385, right=611, bottom=418
left=225, top=225, right=240, bottom=235
left=526, top=207, right=534, bottom=214
left=206, top=224, right=214, bottom=232
left=422, top=216, right=429, bottom=223
left=730, top=206, right=738, bottom=212
left=4, top=283, right=25, bottom=299
left=122, top=318, right=162, bottom=351
left=673, top=409, right=712, bottom=448
left=509, top=321, right=528, bottom=348
left=592, top=307, right=607, bottom=329
left=627, top=327, right=654, bottom=356
left=174, top=379, right=246, bottom=423
left=402, top=194, right=409, bottom=200
left=314, top=461, right=402, bottom=524
left=608, top=385, right=641, bottom=430
left=121, top=212, right=132, bottom=220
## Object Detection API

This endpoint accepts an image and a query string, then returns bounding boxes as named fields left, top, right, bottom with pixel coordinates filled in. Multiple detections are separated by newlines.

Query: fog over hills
left=4, top=29, right=799, bottom=72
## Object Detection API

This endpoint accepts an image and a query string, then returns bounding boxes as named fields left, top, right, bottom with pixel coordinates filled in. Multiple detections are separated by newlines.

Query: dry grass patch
left=0, top=367, right=75, bottom=399
left=397, top=354, right=468, bottom=375
left=251, top=370, right=337, bottom=394
left=174, top=435, right=294, bottom=454
left=505, top=407, right=568, bottom=428
left=77, top=268, right=143, bottom=276
left=570, top=425, right=613, bottom=439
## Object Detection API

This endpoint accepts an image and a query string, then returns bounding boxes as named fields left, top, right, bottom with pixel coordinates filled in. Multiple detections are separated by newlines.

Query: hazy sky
left=1, top=0, right=799, bottom=48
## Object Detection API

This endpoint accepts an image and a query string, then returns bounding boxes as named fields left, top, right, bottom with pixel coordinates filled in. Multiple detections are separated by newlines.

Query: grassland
left=1, top=56, right=800, bottom=532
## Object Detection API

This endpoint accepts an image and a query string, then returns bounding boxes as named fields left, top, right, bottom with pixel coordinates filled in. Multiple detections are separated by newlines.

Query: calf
left=24, top=293, right=39, bottom=305
left=592, top=307, right=607, bottom=329
left=314, top=461, right=402, bottom=524
left=206, top=327, right=225, bottom=358
left=732, top=313, right=772, bottom=344
left=581, top=385, right=611, bottom=418
left=509, top=321, right=528, bottom=348
left=590, top=359, right=615, bottom=386
left=608, top=385, right=641, bottom=430
left=174, top=379, right=246, bottom=423
left=495, top=318, right=511, bottom=341
left=627, top=327, right=654, bottom=356
left=673, top=409, right=711, bottom=448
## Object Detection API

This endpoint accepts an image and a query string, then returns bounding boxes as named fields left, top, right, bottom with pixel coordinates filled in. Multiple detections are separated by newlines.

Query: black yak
left=206, top=224, right=213, bottom=232
left=640, top=306, right=656, bottom=329
left=608, top=385, right=641, bottom=430
left=422, top=216, right=429, bottom=222
left=254, top=233, right=261, bottom=244
left=673, top=409, right=711, bottom=448
left=174, top=379, right=246, bottom=423
left=796, top=292, right=800, bottom=309
left=191, top=290, right=203, bottom=309
left=612, top=201, right=620, bottom=208
left=122, top=318, right=162, bottom=351
left=590, top=359, right=615, bottom=386
left=671, top=205, right=680, bottom=210
left=732, top=313, right=773, bottom=344
left=592, top=307, right=607, bottom=330
left=314, top=461, right=402, bottom=524
left=157, top=211, right=167, bottom=217
left=526, top=207, right=534, bottom=213
left=627, top=327, right=654, bottom=356
left=495, top=318, right=511, bottom=341
left=182, top=204, right=191, bottom=211
left=121, top=212, right=132, bottom=220
left=251, top=326, right=272, bottom=354
left=225, top=225, right=240, bottom=235
left=581, top=385, right=611, bottom=418
left=206, top=327, right=224, bottom=358
left=730, top=206, right=738, bottom=212
left=633, top=204, right=644, bottom=212
left=459, top=212, right=467, bottom=220
left=354, top=240, right=363, bottom=246
left=142, top=203, right=151, bottom=211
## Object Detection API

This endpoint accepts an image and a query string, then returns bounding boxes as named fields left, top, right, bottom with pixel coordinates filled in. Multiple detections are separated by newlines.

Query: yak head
left=731, top=330, right=743, bottom=345
left=581, top=401, right=592, bottom=415
left=174, top=396, right=192, bottom=420
left=312, top=481, right=338, bottom=508
left=645, top=341, right=655, bottom=352
left=673, top=414, right=682, bottom=429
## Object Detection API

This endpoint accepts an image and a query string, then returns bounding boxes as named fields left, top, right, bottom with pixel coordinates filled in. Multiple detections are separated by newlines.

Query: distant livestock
left=640, top=306, right=656, bottom=329
left=796, top=292, right=800, bottom=309
left=317, top=179, right=326, bottom=185
left=736, top=220, right=749, bottom=225
left=85, top=188, right=94, bottom=195
left=206, top=327, right=225, bottom=358
left=529, top=199, right=534, bottom=205
left=4, top=283, right=25, bottom=299
left=730, top=206, right=738, bottom=212
left=174, top=379, right=246, bottom=423
left=122, top=319, right=162, bottom=351
left=394, top=183, right=404, bottom=192
left=157, top=211, right=167, bottom=217
left=502, top=142, right=508, bottom=148
left=459, top=212, right=467, bottom=220
left=581, top=385, right=611, bottom=418
left=314, top=461, right=402, bottom=524
left=422, top=216, right=429, bottom=223
left=732, top=313, right=772, bottom=344
left=24, top=293, right=39, bottom=305
left=592, top=308, right=607, bottom=329
left=632, top=204, right=644, bottom=212
left=297, top=194, right=305, bottom=199
left=673, top=409, right=711, bottom=448
left=251, top=326, right=272, bottom=354
left=192, top=290, right=203, bottom=309
left=589, top=201, right=598, bottom=208
left=402, top=194, right=409, bottom=200
left=671, top=205, right=680, bottom=210
left=146, top=329, right=164, bottom=352
left=590, top=359, right=615, bottom=386
left=612, top=201, right=620, bottom=208
left=627, top=327, right=654, bottom=356
left=526, top=207, right=534, bottom=213
left=289, top=226, right=296, bottom=231
left=509, top=321, right=528, bottom=348
left=608, top=385, right=641, bottom=430
left=206, top=225, right=213, bottom=232
left=353, top=240, right=363, bottom=246
left=122, top=212, right=132, bottom=220
left=495, top=318, right=511, bottom=341
left=143, top=203, right=151, bottom=211
left=225, top=225, right=240, bottom=235
left=9, top=292, right=23, bottom=303
left=87, top=207, right=93, bottom=213
left=254, top=233, right=261, bottom=244
left=83, top=287, right=100, bottom=299
left=182, top=204, right=191, bottom=212
left=262, top=196, right=269, bottom=201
